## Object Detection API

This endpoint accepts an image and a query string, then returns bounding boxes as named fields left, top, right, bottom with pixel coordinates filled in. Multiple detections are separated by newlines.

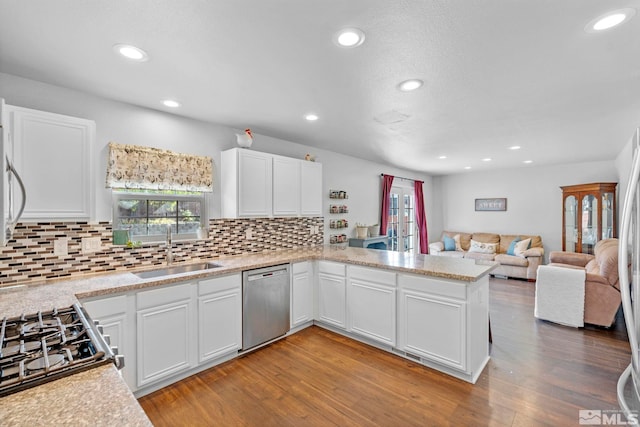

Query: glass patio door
left=387, top=185, right=416, bottom=253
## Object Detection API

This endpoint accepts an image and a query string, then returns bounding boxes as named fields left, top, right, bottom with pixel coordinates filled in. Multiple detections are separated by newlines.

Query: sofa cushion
left=514, top=238, right=532, bottom=257
left=442, top=231, right=471, bottom=251
left=500, top=234, right=542, bottom=253
left=468, top=239, right=498, bottom=254
left=524, top=235, right=543, bottom=249
left=507, top=237, right=521, bottom=255
left=591, top=240, right=619, bottom=289
left=464, top=251, right=496, bottom=262
left=471, top=233, right=500, bottom=245
left=494, top=253, right=529, bottom=267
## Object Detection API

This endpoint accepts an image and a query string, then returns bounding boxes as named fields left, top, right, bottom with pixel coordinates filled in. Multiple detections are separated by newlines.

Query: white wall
left=0, top=72, right=435, bottom=242
left=615, top=132, right=636, bottom=211
left=434, top=161, right=618, bottom=257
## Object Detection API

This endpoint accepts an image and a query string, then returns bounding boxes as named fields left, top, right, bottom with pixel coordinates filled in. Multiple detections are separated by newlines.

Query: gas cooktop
left=0, top=303, right=122, bottom=397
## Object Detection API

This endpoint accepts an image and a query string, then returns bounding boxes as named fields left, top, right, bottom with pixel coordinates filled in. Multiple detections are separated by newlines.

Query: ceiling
left=1, top=1, right=640, bottom=176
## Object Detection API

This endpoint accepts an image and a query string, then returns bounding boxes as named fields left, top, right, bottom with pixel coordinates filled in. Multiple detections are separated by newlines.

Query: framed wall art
left=475, top=198, right=507, bottom=211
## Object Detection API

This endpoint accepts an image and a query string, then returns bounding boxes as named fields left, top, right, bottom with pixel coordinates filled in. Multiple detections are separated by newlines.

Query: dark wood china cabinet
left=561, top=182, right=617, bottom=254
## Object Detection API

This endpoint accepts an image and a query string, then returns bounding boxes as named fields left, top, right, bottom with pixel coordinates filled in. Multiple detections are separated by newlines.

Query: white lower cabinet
left=347, top=266, right=396, bottom=347
left=198, top=274, right=242, bottom=363
left=399, top=288, right=466, bottom=370
left=82, top=294, right=135, bottom=390
left=291, top=261, right=314, bottom=328
left=317, top=261, right=346, bottom=329
left=397, top=273, right=489, bottom=382
left=136, top=282, right=196, bottom=388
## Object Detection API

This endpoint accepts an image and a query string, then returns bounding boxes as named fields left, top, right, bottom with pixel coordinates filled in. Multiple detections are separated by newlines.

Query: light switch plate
left=81, top=236, right=102, bottom=254
left=53, top=238, right=68, bottom=256
left=245, top=228, right=253, bottom=240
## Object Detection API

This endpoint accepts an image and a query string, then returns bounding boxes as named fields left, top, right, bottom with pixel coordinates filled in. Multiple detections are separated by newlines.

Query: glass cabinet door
left=564, top=195, right=577, bottom=252
left=602, top=191, right=614, bottom=240
left=581, top=194, right=597, bottom=254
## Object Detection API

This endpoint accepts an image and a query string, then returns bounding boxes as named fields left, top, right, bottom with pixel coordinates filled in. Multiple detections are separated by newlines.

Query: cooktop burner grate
left=0, top=304, right=116, bottom=397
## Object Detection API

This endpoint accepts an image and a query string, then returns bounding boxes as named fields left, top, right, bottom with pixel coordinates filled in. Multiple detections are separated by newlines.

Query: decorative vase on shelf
left=356, top=226, right=368, bottom=239
left=236, top=128, right=253, bottom=148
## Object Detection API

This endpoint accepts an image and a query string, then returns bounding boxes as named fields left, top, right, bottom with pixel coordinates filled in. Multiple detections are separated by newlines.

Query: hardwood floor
left=138, top=277, right=631, bottom=426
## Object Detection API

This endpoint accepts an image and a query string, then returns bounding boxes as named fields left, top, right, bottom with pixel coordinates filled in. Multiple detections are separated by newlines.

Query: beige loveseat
left=429, top=231, right=545, bottom=280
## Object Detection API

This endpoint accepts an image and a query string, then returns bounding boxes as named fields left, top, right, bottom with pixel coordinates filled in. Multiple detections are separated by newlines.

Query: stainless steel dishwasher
left=242, top=263, right=290, bottom=350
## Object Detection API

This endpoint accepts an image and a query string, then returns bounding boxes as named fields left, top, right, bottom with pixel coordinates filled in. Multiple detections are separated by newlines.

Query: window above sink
left=112, top=189, right=207, bottom=243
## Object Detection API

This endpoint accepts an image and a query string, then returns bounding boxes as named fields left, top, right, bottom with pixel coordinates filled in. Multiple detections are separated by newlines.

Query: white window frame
left=387, top=181, right=418, bottom=254
left=112, top=190, right=207, bottom=243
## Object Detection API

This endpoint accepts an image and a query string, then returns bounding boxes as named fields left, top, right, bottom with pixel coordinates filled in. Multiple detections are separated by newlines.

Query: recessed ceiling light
left=162, top=99, right=181, bottom=108
left=509, top=146, right=521, bottom=150
left=523, top=160, right=533, bottom=164
left=334, top=28, right=365, bottom=48
left=586, top=8, right=635, bottom=32
left=398, top=79, right=424, bottom=92
left=464, top=166, right=472, bottom=170
left=113, top=44, right=148, bottom=61
left=438, top=155, right=447, bottom=159
left=482, top=158, right=492, bottom=162
left=305, top=114, right=319, bottom=121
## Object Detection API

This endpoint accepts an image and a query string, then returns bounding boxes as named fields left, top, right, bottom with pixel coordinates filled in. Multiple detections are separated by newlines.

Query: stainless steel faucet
left=166, top=224, right=173, bottom=265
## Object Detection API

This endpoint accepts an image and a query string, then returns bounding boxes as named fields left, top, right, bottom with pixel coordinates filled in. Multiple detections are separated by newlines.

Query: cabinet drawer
left=348, top=265, right=396, bottom=287
left=292, top=261, right=310, bottom=275
left=82, top=294, right=127, bottom=317
left=137, top=282, right=192, bottom=310
left=318, top=261, right=345, bottom=276
left=198, top=274, right=241, bottom=296
left=399, top=274, right=466, bottom=300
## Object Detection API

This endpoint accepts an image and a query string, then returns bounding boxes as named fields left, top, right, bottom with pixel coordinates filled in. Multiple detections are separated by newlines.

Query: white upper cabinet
left=6, top=105, right=95, bottom=221
left=221, top=148, right=322, bottom=218
left=273, top=155, right=300, bottom=216
left=300, top=161, right=322, bottom=216
left=222, top=148, right=273, bottom=218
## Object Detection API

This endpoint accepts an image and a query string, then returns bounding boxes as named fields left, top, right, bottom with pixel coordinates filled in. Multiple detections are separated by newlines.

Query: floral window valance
left=105, top=142, right=214, bottom=192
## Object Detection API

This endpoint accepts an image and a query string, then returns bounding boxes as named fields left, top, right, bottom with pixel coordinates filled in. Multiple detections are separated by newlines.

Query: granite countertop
left=0, top=365, right=152, bottom=427
left=0, top=245, right=496, bottom=425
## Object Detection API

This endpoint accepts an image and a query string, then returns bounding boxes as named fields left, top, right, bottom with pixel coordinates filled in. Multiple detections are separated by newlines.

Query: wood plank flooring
left=138, top=277, right=632, bottom=426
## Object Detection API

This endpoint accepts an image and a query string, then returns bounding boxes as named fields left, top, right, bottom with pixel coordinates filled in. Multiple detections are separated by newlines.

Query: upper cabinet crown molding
left=6, top=105, right=95, bottom=221
left=221, top=148, right=322, bottom=219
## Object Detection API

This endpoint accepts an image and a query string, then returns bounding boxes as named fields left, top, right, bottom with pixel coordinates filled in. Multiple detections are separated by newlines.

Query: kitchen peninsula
left=0, top=247, right=495, bottom=426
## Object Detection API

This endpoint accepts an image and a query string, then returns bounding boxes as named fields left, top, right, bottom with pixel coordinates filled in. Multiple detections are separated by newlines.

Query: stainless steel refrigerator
left=618, top=128, right=640, bottom=418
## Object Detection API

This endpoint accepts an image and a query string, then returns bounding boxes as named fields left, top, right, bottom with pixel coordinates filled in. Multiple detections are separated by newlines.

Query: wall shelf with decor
left=329, top=190, right=349, bottom=200
left=329, top=219, right=348, bottom=229
left=328, top=190, right=349, bottom=245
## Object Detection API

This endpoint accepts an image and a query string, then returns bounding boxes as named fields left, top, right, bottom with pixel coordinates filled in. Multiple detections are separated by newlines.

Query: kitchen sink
left=134, top=262, right=223, bottom=279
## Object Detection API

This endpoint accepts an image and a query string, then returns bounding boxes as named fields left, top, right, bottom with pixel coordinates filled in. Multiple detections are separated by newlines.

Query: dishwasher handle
left=247, top=267, right=288, bottom=282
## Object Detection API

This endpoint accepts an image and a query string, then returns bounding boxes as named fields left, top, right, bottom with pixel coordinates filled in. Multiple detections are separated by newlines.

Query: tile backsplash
left=0, top=217, right=324, bottom=286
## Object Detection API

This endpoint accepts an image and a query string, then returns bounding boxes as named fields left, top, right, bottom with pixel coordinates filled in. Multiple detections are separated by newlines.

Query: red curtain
left=380, top=174, right=395, bottom=237
left=415, top=181, right=429, bottom=254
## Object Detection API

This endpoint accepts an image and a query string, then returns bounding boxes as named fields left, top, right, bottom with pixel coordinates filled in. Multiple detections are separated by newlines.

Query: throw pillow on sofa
left=443, top=235, right=456, bottom=251
left=514, top=238, right=532, bottom=257
left=468, top=239, right=498, bottom=254
left=443, top=234, right=462, bottom=251
left=507, top=237, right=521, bottom=256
